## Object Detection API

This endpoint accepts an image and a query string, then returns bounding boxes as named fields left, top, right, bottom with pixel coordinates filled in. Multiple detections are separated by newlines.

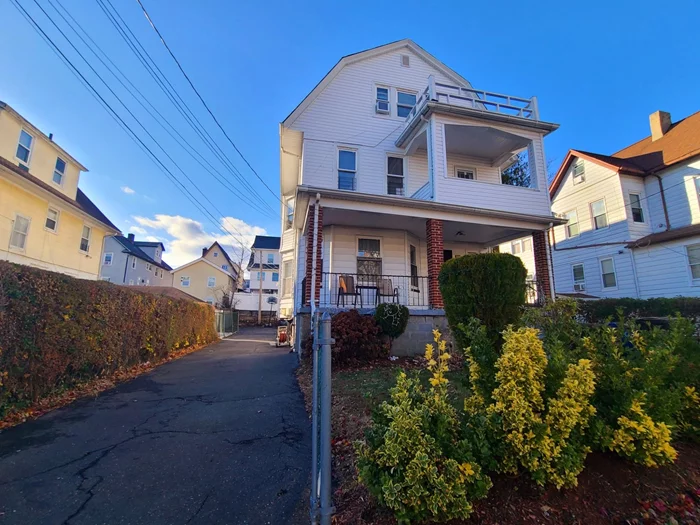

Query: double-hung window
left=10, top=214, right=30, bottom=250
left=565, top=210, right=579, bottom=238
left=387, top=156, right=404, bottom=196
left=181, top=276, right=190, bottom=287
left=338, top=149, right=356, bottom=191
left=282, top=261, right=293, bottom=296
left=256, top=272, right=266, bottom=281
left=145, top=263, right=152, bottom=272
left=511, top=240, right=522, bottom=254
left=103, top=252, right=113, bottom=266
left=272, top=272, right=279, bottom=282
left=573, top=160, right=585, bottom=184
left=207, top=276, right=216, bottom=288
left=16, top=130, right=33, bottom=168
left=375, top=87, right=390, bottom=114
left=687, top=244, right=700, bottom=282
left=410, top=244, right=418, bottom=289
left=357, top=238, right=381, bottom=278
left=629, top=193, right=644, bottom=222
left=285, top=197, right=295, bottom=230
left=600, top=258, right=617, bottom=289
left=396, top=91, right=417, bottom=118
left=79, top=225, right=91, bottom=253
left=267, top=253, right=274, bottom=264
left=572, top=263, right=585, bottom=291
left=455, top=166, right=476, bottom=180
left=591, top=199, right=608, bottom=230
left=45, top=208, right=59, bottom=232
left=53, top=158, right=66, bottom=185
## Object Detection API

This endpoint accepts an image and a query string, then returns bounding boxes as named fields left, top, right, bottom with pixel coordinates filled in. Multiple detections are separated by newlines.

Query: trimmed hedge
left=374, top=303, right=410, bottom=339
left=0, top=262, right=218, bottom=415
left=576, top=297, right=700, bottom=323
left=439, top=253, right=527, bottom=346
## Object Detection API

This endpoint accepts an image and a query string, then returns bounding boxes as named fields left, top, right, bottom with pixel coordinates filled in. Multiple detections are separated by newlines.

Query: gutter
left=653, top=174, right=671, bottom=231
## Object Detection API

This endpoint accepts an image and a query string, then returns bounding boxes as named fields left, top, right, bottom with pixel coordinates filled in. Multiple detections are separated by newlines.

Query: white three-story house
left=278, top=40, right=562, bottom=324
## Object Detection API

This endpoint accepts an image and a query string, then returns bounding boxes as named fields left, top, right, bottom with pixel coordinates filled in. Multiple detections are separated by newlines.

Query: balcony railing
left=403, top=75, right=540, bottom=131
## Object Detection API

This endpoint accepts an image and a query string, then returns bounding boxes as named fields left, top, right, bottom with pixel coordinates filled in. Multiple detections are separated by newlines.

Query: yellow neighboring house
left=171, top=242, right=241, bottom=305
left=0, top=102, right=119, bottom=279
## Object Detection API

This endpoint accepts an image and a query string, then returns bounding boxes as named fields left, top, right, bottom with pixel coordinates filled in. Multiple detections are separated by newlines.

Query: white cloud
left=121, top=186, right=136, bottom=195
left=132, top=214, right=267, bottom=268
left=129, top=226, right=148, bottom=235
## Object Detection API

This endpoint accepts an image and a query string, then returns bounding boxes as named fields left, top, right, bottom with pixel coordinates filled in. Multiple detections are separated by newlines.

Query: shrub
left=357, top=330, right=491, bottom=523
left=439, top=253, right=527, bottom=349
left=0, top=262, right=217, bottom=416
left=576, top=297, right=700, bottom=323
left=331, top=309, right=386, bottom=364
left=465, top=326, right=596, bottom=488
left=374, top=303, right=410, bottom=339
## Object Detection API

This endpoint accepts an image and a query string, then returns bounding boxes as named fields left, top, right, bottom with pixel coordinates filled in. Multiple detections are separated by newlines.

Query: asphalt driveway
left=0, top=328, right=310, bottom=524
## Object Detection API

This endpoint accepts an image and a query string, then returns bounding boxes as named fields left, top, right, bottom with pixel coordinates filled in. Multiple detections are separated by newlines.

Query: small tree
left=501, top=151, right=531, bottom=187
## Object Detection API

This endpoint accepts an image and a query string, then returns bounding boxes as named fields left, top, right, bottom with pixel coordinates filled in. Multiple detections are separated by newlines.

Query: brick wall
left=532, top=229, right=553, bottom=299
left=304, top=204, right=323, bottom=306
left=426, top=218, right=444, bottom=308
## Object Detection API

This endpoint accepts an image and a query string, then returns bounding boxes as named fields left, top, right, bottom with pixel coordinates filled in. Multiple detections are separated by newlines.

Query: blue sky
left=1, top=0, right=698, bottom=266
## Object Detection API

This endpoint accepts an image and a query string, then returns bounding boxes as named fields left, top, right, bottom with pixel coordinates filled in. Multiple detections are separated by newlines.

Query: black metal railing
left=526, top=279, right=544, bottom=306
left=320, top=272, right=431, bottom=309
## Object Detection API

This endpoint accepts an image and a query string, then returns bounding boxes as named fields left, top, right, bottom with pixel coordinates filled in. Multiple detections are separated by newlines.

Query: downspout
left=653, top=174, right=670, bottom=231
left=546, top=223, right=556, bottom=299
left=123, top=254, right=129, bottom=284
left=628, top=249, right=641, bottom=298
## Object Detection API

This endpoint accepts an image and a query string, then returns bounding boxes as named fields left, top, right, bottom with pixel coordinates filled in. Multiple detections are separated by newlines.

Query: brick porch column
left=304, top=204, right=323, bottom=306
left=532, top=230, right=554, bottom=300
left=426, top=218, right=444, bottom=308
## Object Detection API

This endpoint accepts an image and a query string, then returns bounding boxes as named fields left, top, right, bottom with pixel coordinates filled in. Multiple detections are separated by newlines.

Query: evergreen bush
left=374, top=303, right=410, bottom=340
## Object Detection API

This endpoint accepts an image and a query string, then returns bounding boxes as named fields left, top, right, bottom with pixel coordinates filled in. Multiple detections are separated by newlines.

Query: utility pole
left=257, top=248, right=263, bottom=325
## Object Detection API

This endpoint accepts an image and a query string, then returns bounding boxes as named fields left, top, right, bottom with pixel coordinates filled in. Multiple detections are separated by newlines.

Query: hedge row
left=576, top=297, right=700, bottom=323
left=0, top=261, right=218, bottom=415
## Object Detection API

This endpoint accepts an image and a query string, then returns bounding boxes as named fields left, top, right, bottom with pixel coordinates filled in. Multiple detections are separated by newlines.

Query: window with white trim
left=45, top=208, right=59, bottom=232
left=79, top=225, right=91, bottom=253
left=591, top=199, right=608, bottom=230
left=53, top=158, right=66, bottom=185
left=410, top=244, right=418, bottom=289
left=396, top=90, right=416, bottom=118
left=103, top=252, right=113, bottom=266
left=511, top=240, right=522, bottom=254
left=455, top=166, right=476, bottom=180
left=387, top=156, right=404, bottom=196
left=145, top=263, right=152, bottom=272
left=213, top=252, right=218, bottom=257
left=600, top=258, right=617, bottom=289
left=10, top=214, right=30, bottom=250
left=256, top=272, right=266, bottom=281
left=285, top=197, right=295, bottom=230
left=565, top=210, right=579, bottom=238
left=375, top=86, right=390, bottom=114
left=181, top=276, right=190, bottom=287
left=687, top=244, right=700, bottom=282
left=629, top=193, right=644, bottom=223
left=338, top=149, right=356, bottom=191
left=16, top=130, right=33, bottom=167
left=131, top=257, right=136, bottom=269
left=272, top=272, right=279, bottom=282
left=222, top=264, right=229, bottom=271
left=572, top=263, right=585, bottom=291
left=207, top=276, right=216, bottom=288
left=357, top=238, right=381, bottom=277
left=573, top=159, right=585, bottom=184
left=267, top=253, right=274, bottom=264
left=155, top=247, right=161, bottom=258
left=282, top=261, right=293, bottom=296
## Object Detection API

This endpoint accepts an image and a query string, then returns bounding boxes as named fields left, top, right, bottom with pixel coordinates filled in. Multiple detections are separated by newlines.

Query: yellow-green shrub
left=357, top=330, right=491, bottom=523
left=485, top=327, right=596, bottom=488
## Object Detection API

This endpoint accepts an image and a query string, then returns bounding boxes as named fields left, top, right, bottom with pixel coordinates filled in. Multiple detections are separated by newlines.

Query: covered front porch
left=298, top=191, right=559, bottom=311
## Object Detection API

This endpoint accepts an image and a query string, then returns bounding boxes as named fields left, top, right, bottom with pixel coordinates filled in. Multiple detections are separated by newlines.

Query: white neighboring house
left=549, top=109, right=700, bottom=299
left=498, top=237, right=536, bottom=278
left=279, top=39, right=564, bottom=321
left=237, top=235, right=280, bottom=315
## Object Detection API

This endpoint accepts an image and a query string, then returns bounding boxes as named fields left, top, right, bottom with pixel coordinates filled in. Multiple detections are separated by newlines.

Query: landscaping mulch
left=297, top=359, right=700, bottom=525
left=0, top=340, right=215, bottom=430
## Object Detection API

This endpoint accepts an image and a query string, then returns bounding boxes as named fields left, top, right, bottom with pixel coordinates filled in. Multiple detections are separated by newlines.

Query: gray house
left=99, top=233, right=174, bottom=286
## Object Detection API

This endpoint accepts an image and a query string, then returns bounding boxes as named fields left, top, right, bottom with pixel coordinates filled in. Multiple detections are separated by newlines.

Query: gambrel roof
left=282, top=39, right=474, bottom=127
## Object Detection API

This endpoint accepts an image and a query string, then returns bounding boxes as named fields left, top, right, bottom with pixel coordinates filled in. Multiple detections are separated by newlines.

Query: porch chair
left=337, top=274, right=362, bottom=307
left=376, top=278, right=399, bottom=305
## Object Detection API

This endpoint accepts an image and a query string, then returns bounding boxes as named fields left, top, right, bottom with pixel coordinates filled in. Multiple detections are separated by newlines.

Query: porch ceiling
left=322, top=208, right=534, bottom=246
left=444, top=124, right=530, bottom=163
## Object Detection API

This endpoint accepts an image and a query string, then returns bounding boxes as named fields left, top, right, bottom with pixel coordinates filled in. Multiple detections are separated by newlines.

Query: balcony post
left=426, top=218, right=444, bottom=308
left=532, top=229, right=554, bottom=301
left=304, top=203, right=323, bottom=306
left=530, top=96, right=540, bottom=120
left=428, top=74, right=436, bottom=101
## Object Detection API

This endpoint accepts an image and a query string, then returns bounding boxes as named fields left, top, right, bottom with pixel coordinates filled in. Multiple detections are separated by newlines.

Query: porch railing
left=320, top=272, right=431, bottom=309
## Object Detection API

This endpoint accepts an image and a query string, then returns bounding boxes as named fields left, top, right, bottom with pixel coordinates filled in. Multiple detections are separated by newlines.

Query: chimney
left=202, top=247, right=207, bottom=257
left=650, top=111, right=672, bottom=141
left=127, top=233, right=135, bottom=242
left=48, top=133, right=54, bottom=141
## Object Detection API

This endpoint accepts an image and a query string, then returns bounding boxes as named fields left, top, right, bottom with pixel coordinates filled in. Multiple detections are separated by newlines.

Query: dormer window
left=376, top=87, right=390, bottom=114
left=16, top=130, right=33, bottom=168
left=155, top=248, right=161, bottom=258
left=53, top=158, right=66, bottom=185
left=573, top=160, right=585, bottom=184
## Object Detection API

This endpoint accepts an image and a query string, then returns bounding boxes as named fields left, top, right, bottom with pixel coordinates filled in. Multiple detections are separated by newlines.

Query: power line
left=12, top=0, right=251, bottom=254
left=134, top=0, right=283, bottom=207
left=47, top=0, right=277, bottom=222
left=95, top=0, right=279, bottom=219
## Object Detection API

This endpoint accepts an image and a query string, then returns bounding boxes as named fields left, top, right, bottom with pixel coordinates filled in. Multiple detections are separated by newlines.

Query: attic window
left=400, top=55, right=410, bottom=67
left=573, top=160, right=585, bottom=184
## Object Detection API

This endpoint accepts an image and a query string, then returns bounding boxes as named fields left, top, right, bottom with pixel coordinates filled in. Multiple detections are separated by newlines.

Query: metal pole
left=257, top=249, right=263, bottom=325
left=319, top=312, right=334, bottom=525
left=309, top=310, right=320, bottom=525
